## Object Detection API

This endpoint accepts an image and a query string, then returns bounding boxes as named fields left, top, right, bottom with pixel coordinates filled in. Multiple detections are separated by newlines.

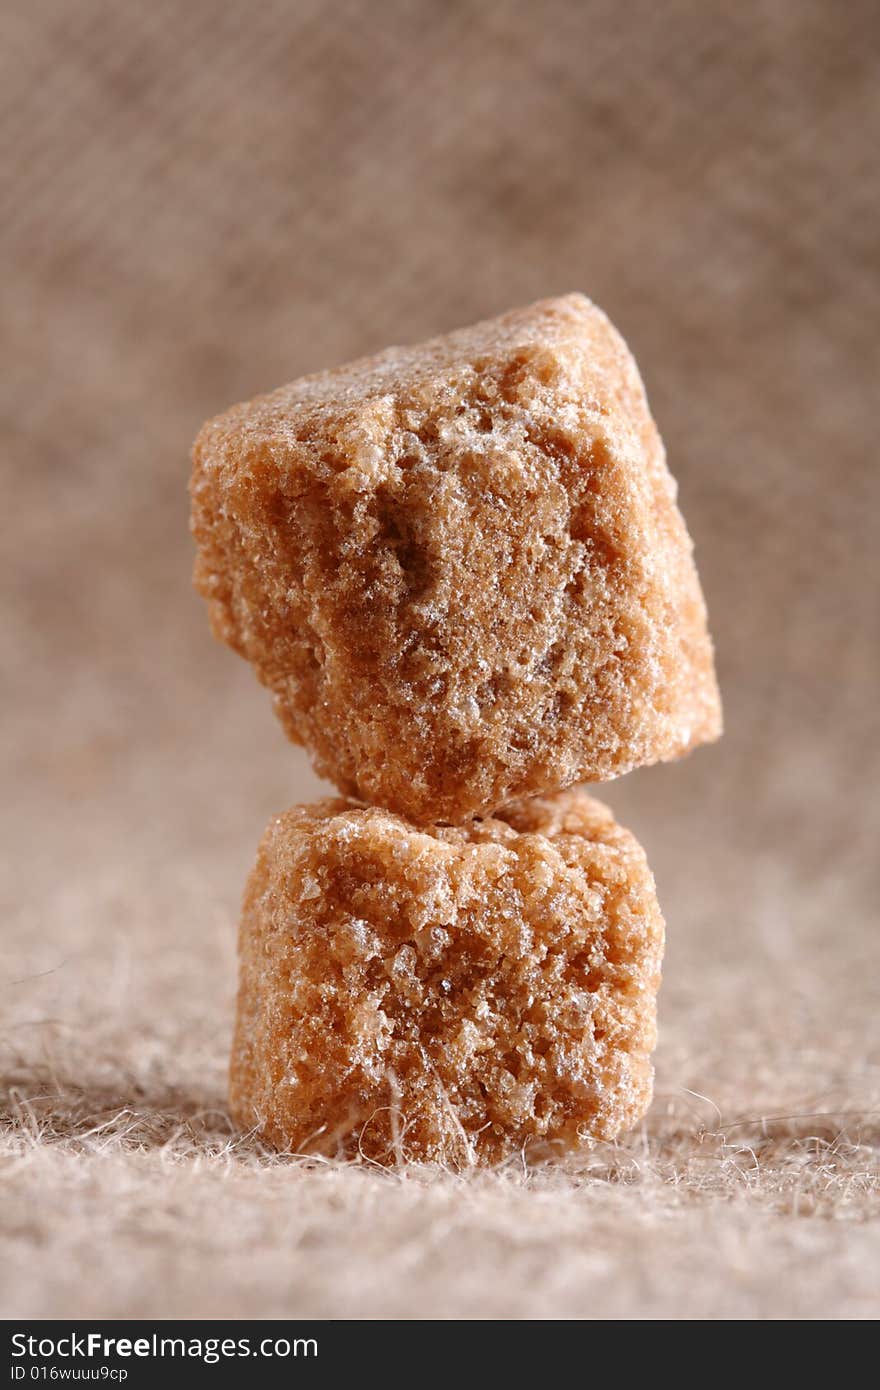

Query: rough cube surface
left=230, top=787, right=664, bottom=1166
left=192, top=293, right=721, bottom=823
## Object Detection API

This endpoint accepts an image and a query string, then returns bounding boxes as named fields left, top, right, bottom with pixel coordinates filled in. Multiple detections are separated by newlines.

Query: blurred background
left=1, top=0, right=878, bottom=1318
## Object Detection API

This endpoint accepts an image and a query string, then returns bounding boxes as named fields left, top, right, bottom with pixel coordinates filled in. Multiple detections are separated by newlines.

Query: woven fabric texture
left=2, top=0, right=878, bottom=1319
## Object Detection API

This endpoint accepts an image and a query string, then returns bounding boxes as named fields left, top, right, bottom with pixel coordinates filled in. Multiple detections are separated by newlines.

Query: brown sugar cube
left=230, top=787, right=664, bottom=1166
left=191, top=293, right=721, bottom=824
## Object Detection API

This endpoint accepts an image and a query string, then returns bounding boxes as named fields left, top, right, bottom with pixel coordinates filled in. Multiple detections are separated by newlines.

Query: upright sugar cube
left=191, top=293, right=720, bottom=823
left=230, top=787, right=664, bottom=1165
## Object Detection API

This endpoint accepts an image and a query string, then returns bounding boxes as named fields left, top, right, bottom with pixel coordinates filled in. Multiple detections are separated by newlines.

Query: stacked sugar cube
left=190, top=295, right=721, bottom=1165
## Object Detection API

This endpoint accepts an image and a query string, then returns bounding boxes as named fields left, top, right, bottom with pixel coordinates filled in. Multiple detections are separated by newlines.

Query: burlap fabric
left=2, top=1, right=878, bottom=1318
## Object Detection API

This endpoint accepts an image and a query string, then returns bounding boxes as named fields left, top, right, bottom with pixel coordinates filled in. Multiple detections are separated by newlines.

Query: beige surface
left=1, top=0, right=879, bottom=1319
